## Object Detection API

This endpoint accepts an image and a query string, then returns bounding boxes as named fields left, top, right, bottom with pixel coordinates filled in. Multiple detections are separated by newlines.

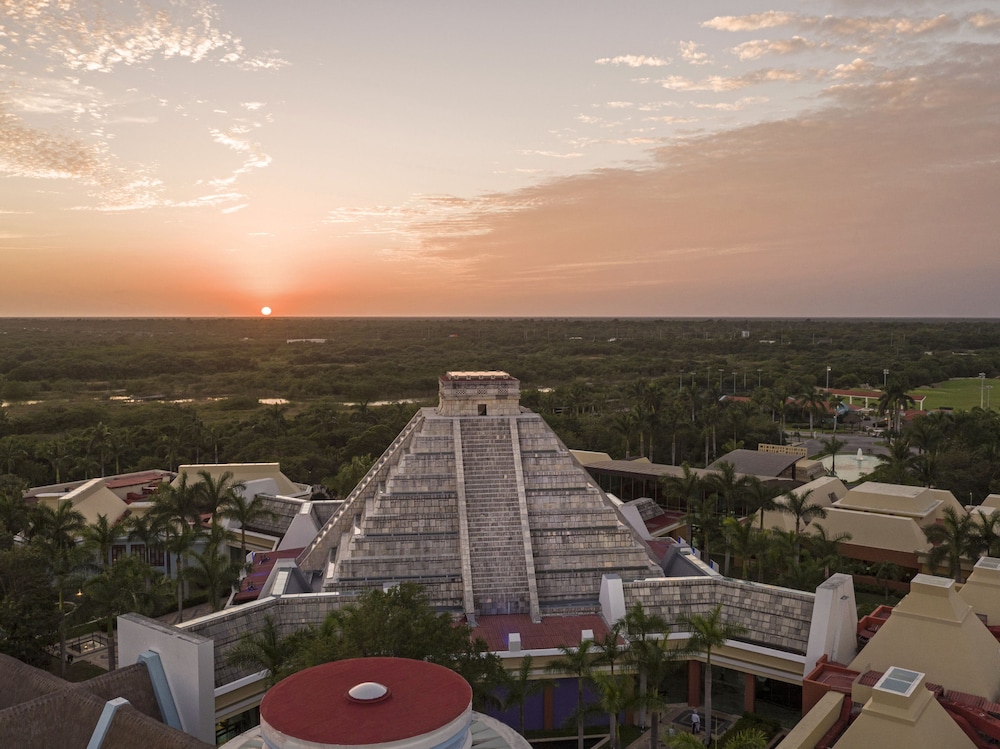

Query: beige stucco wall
left=174, top=464, right=308, bottom=497
left=848, top=575, right=1000, bottom=700
left=776, top=691, right=844, bottom=749
left=816, top=507, right=931, bottom=554
left=37, top=478, right=129, bottom=526
left=838, top=673, right=976, bottom=749
left=958, top=557, right=1000, bottom=626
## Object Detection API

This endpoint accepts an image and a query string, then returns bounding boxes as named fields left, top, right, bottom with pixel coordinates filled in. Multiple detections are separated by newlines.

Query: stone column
left=687, top=660, right=701, bottom=706
left=743, top=672, right=756, bottom=714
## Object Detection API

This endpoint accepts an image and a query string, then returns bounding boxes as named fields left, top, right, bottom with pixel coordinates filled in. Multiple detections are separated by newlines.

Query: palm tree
left=925, top=506, right=977, bottom=583
left=593, top=620, right=625, bottom=675
left=86, top=422, right=112, bottom=478
left=612, top=411, right=638, bottom=459
left=871, top=560, right=902, bottom=601
left=546, top=639, right=597, bottom=749
left=630, top=637, right=676, bottom=749
left=639, top=380, right=666, bottom=461
left=743, top=476, right=784, bottom=531
left=0, top=490, right=30, bottom=538
left=500, top=655, right=550, bottom=736
left=704, top=461, right=746, bottom=518
left=805, top=523, right=852, bottom=578
left=877, top=378, right=915, bottom=437
left=722, top=728, right=768, bottom=748
left=777, top=489, right=828, bottom=556
left=82, top=555, right=170, bottom=670
left=82, top=513, right=121, bottom=570
left=661, top=463, right=703, bottom=542
left=722, top=517, right=764, bottom=580
left=817, top=434, right=848, bottom=477
left=28, top=501, right=89, bottom=677
left=906, top=414, right=945, bottom=456
left=871, top=438, right=919, bottom=485
left=186, top=523, right=242, bottom=611
left=624, top=603, right=670, bottom=735
left=912, top=452, right=939, bottom=488
left=685, top=492, right=722, bottom=564
left=218, top=490, right=276, bottom=564
left=588, top=672, right=637, bottom=749
left=41, top=439, right=72, bottom=483
left=0, top=436, right=27, bottom=475
left=151, top=475, right=203, bottom=621
left=679, top=604, right=746, bottom=744
left=798, top=389, right=826, bottom=438
left=125, top=511, right=164, bottom=566
left=225, top=614, right=297, bottom=687
left=193, top=469, right=245, bottom=518
left=972, top=510, right=1000, bottom=558
left=704, top=462, right=747, bottom=573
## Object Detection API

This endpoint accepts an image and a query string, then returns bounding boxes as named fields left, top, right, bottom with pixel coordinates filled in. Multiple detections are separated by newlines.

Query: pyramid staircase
left=458, top=417, right=538, bottom=619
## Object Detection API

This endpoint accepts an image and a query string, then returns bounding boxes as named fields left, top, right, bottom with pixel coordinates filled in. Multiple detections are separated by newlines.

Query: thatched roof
left=0, top=653, right=211, bottom=749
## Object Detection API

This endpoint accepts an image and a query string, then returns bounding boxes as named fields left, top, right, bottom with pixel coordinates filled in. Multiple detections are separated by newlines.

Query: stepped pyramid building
left=298, top=371, right=663, bottom=621
left=118, top=370, right=828, bottom=744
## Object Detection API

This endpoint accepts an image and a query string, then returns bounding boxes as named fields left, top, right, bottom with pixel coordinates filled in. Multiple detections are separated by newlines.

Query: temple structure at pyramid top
left=298, top=371, right=664, bottom=622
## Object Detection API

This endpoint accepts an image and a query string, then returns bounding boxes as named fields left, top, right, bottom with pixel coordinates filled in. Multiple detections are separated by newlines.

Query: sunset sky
left=2, top=1, right=999, bottom=317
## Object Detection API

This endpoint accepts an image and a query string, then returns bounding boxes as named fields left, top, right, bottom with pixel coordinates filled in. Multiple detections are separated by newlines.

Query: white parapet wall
left=118, top=613, right=215, bottom=745
left=804, top=573, right=858, bottom=676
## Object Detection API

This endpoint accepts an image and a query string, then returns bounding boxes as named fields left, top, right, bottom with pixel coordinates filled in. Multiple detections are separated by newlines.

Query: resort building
left=781, top=560, right=1000, bottom=748
left=114, top=372, right=860, bottom=744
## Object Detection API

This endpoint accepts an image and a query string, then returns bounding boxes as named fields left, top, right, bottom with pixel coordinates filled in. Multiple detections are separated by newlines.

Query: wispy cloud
left=658, top=68, right=805, bottom=92
left=703, top=11, right=797, bottom=32
left=595, top=54, right=671, bottom=67
left=1, top=0, right=280, bottom=210
left=732, top=36, right=817, bottom=61
left=678, top=41, right=711, bottom=65
left=378, top=31, right=1000, bottom=315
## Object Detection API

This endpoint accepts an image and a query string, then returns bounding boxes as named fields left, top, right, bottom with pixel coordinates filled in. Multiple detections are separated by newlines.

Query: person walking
left=691, top=709, right=701, bottom=735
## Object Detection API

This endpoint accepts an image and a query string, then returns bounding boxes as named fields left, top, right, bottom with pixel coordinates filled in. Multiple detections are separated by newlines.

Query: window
left=478, top=404, right=487, bottom=416
left=111, top=544, right=127, bottom=563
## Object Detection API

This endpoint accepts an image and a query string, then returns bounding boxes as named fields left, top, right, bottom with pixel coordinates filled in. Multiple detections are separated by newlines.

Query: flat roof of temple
left=442, top=371, right=515, bottom=380
left=470, top=614, right=614, bottom=652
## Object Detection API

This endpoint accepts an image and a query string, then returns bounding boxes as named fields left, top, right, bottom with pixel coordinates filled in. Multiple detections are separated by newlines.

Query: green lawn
left=910, top=377, right=999, bottom=412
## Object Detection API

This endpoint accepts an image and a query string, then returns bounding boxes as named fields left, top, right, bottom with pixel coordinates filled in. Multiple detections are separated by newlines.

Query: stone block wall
left=623, top=577, right=815, bottom=654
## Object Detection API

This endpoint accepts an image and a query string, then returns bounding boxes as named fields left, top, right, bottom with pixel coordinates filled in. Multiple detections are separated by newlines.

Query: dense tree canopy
left=228, top=582, right=505, bottom=707
left=1, top=318, right=1000, bottom=494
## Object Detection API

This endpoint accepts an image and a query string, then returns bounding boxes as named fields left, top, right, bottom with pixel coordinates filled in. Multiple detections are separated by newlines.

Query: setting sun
left=261, top=306, right=272, bottom=316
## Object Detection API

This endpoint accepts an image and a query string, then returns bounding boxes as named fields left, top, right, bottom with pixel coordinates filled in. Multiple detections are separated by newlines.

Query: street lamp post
left=757, top=369, right=762, bottom=388
left=980, top=373, right=987, bottom=409
left=732, top=371, right=737, bottom=394
left=826, top=366, right=831, bottom=390
left=883, top=369, right=889, bottom=387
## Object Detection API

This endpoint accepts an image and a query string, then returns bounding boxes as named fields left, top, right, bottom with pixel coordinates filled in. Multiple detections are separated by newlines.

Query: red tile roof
left=470, top=614, right=612, bottom=652
left=232, top=548, right=304, bottom=603
left=103, top=471, right=172, bottom=490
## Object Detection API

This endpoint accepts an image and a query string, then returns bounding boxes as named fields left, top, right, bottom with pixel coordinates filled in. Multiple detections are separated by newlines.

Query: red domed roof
left=261, top=657, right=472, bottom=746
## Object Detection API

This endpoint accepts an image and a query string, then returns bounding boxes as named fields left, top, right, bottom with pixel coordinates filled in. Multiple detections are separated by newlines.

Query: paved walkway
left=622, top=705, right=740, bottom=749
